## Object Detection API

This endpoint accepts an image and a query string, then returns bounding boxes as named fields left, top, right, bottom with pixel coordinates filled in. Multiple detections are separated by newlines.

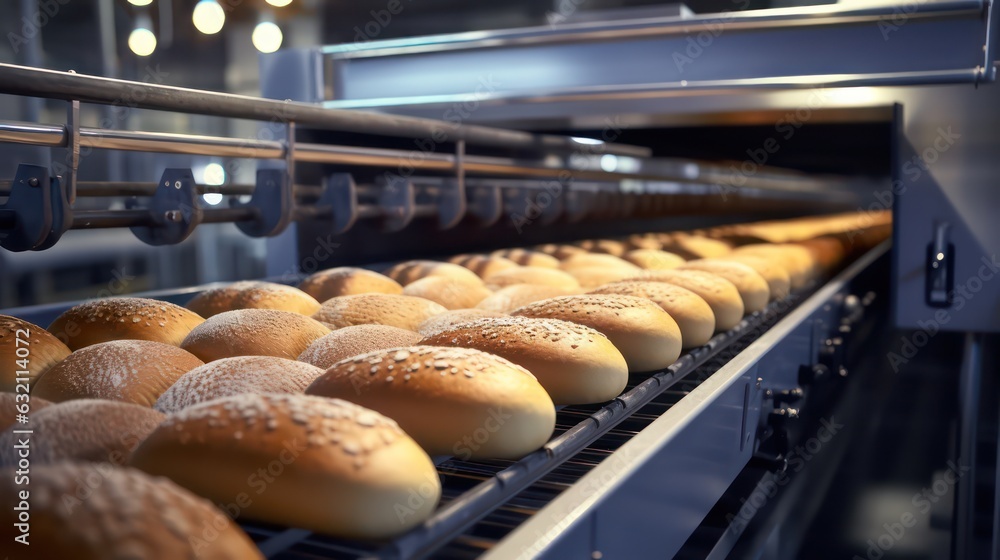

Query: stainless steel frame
left=486, top=241, right=888, bottom=560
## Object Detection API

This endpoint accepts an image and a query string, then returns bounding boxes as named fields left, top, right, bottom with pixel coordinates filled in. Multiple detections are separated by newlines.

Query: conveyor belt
left=240, top=289, right=805, bottom=559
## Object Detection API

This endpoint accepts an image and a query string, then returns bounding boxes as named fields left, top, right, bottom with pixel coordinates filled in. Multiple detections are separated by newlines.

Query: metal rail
left=0, top=63, right=650, bottom=157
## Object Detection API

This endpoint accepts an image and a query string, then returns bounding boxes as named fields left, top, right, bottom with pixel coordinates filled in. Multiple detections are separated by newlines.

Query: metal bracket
left=0, top=164, right=57, bottom=252
left=65, top=98, right=80, bottom=205
left=233, top=169, right=293, bottom=237
left=129, top=168, right=203, bottom=246
left=433, top=179, right=466, bottom=229
left=321, top=173, right=360, bottom=234
left=379, top=175, right=416, bottom=232
left=467, top=183, right=502, bottom=227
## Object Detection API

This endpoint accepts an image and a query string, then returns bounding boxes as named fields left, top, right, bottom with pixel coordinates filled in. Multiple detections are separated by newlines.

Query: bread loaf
left=312, top=294, right=447, bottom=331
left=307, top=346, right=555, bottom=459
left=574, top=239, right=628, bottom=256
left=0, top=463, right=262, bottom=559
left=298, top=267, right=403, bottom=301
left=154, top=356, right=325, bottom=413
left=0, top=315, right=70, bottom=391
left=448, top=254, right=520, bottom=278
left=417, top=309, right=508, bottom=337
left=723, top=254, right=791, bottom=301
left=732, top=244, right=816, bottom=289
left=476, top=285, right=580, bottom=313
left=181, top=309, right=330, bottom=362
left=403, top=276, right=493, bottom=310
left=31, top=340, right=204, bottom=406
left=566, top=266, right=641, bottom=289
left=185, top=281, right=320, bottom=318
left=659, top=234, right=732, bottom=260
left=533, top=244, right=589, bottom=260
left=298, top=324, right=422, bottom=369
left=131, top=393, right=440, bottom=539
left=679, top=260, right=770, bottom=313
left=589, top=281, right=716, bottom=347
left=560, top=253, right=641, bottom=273
left=492, top=248, right=561, bottom=268
left=511, top=295, right=682, bottom=371
left=419, top=316, right=629, bottom=404
left=0, top=399, right=164, bottom=466
left=484, top=267, right=580, bottom=290
left=624, top=270, right=745, bottom=331
left=384, top=260, right=484, bottom=287
left=48, top=297, right=205, bottom=350
left=623, top=249, right=686, bottom=270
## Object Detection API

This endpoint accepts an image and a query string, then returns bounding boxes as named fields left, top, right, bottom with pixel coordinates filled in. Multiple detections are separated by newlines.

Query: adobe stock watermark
left=854, top=460, right=969, bottom=560
left=7, top=0, right=71, bottom=53
left=725, top=416, right=843, bottom=534
left=716, top=87, right=832, bottom=200
left=887, top=253, right=999, bottom=372
left=671, top=0, right=750, bottom=73
left=510, top=116, right=626, bottom=233
left=350, top=0, right=414, bottom=46
left=845, top=125, right=960, bottom=246
left=878, top=0, right=931, bottom=41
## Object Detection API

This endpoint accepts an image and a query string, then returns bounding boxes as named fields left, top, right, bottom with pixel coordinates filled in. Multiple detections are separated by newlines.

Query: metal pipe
left=0, top=63, right=650, bottom=157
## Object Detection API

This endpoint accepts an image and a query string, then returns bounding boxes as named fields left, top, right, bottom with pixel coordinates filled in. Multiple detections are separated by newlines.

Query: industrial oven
left=1, top=1, right=999, bottom=558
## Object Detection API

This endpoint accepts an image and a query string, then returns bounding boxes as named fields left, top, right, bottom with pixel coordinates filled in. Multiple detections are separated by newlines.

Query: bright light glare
left=600, top=154, right=618, bottom=172
left=202, top=193, right=224, bottom=205
left=203, top=163, right=226, bottom=186
left=571, top=136, right=603, bottom=145
left=192, top=0, right=225, bottom=34
left=252, top=22, right=283, bottom=53
left=128, top=0, right=153, bottom=5
left=128, top=28, right=157, bottom=57
left=265, top=0, right=293, bottom=6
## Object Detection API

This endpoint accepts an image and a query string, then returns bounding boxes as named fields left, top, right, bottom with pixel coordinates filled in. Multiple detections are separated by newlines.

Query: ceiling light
left=128, top=27, right=157, bottom=57
left=128, top=0, right=153, bottom=6
left=252, top=22, right=283, bottom=53
left=265, top=0, right=293, bottom=6
left=192, top=0, right=225, bottom=35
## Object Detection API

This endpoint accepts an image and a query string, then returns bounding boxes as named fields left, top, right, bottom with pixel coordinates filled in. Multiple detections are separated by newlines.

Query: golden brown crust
left=0, top=463, right=263, bottom=560
left=565, top=266, right=641, bottom=289
left=589, top=281, right=717, bottom=348
left=383, top=260, right=484, bottom=287
left=307, top=346, right=555, bottom=459
left=31, top=340, right=204, bottom=406
left=0, top=315, right=70, bottom=392
left=511, top=295, right=682, bottom=371
left=625, top=234, right=662, bottom=251
left=0, top=392, right=51, bottom=432
left=312, top=293, right=447, bottom=331
left=298, top=267, right=403, bottom=302
left=131, top=393, right=440, bottom=539
left=419, top=317, right=628, bottom=405
left=417, top=309, right=508, bottom=338
left=475, top=285, right=581, bottom=313
left=185, top=281, right=320, bottom=318
left=679, top=259, right=771, bottom=313
left=559, top=253, right=642, bottom=273
left=154, top=356, right=325, bottom=413
left=623, top=249, right=686, bottom=270
left=484, top=267, right=581, bottom=290
left=298, top=325, right=423, bottom=370
left=723, top=254, right=792, bottom=301
left=732, top=244, right=817, bottom=289
left=0, top=399, right=164, bottom=466
left=181, top=309, right=330, bottom=362
left=402, top=276, right=493, bottom=310
left=447, top=254, right=521, bottom=278
left=48, top=297, right=205, bottom=351
left=627, top=269, right=745, bottom=330
left=659, top=234, right=733, bottom=260
left=492, top=248, right=562, bottom=267
left=573, top=239, right=628, bottom=256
